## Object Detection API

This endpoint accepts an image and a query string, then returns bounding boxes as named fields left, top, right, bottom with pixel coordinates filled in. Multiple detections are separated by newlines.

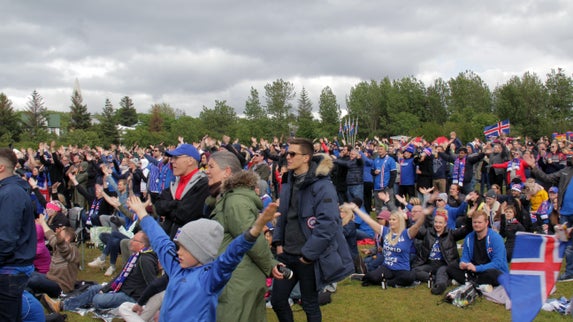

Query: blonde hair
left=385, top=211, right=407, bottom=246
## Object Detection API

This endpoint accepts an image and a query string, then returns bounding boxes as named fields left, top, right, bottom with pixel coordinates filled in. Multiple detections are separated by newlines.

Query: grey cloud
left=2, top=1, right=573, bottom=116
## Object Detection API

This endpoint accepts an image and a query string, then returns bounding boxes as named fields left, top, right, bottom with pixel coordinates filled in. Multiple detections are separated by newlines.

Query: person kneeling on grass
left=126, top=196, right=279, bottom=321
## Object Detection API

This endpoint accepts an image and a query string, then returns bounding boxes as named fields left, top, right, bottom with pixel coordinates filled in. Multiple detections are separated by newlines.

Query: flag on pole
left=349, top=119, right=355, bottom=136
left=507, top=232, right=566, bottom=322
left=483, top=120, right=510, bottom=138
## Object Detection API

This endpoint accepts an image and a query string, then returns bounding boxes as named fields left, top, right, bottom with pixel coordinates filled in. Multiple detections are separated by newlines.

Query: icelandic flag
left=483, top=120, right=510, bottom=138
left=506, top=232, right=566, bottom=322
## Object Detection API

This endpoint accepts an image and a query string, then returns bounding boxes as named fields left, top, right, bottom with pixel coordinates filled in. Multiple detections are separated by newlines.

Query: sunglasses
left=286, top=151, right=306, bottom=158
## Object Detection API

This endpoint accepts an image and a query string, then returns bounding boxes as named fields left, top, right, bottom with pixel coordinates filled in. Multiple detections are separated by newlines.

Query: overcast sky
left=2, top=0, right=572, bottom=117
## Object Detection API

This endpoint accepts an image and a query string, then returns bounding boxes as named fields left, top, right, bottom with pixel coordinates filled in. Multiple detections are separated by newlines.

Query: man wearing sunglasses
left=271, top=138, right=353, bottom=322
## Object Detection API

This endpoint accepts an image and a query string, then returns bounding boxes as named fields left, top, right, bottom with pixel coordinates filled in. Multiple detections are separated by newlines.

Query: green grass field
left=61, top=246, right=573, bottom=321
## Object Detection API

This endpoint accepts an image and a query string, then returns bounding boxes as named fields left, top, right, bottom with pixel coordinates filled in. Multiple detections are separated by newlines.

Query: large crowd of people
left=1, top=130, right=572, bottom=321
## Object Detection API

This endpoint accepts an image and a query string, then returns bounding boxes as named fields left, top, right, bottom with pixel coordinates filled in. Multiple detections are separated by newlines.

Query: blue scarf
left=453, top=157, right=466, bottom=186
left=111, top=246, right=152, bottom=292
left=507, top=158, right=521, bottom=181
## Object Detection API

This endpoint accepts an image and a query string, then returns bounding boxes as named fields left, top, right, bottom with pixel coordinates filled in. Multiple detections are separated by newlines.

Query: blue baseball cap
left=165, top=144, right=200, bottom=162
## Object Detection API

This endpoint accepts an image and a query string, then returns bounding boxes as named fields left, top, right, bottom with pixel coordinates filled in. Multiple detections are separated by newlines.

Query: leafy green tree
left=264, top=79, right=296, bottom=137
left=23, top=90, right=48, bottom=139
left=199, top=100, right=237, bottom=138
left=318, top=86, right=341, bottom=138
left=68, top=89, right=91, bottom=130
left=117, top=96, right=138, bottom=126
left=387, top=112, right=420, bottom=137
left=545, top=68, right=573, bottom=133
left=391, top=76, right=427, bottom=121
left=425, top=78, right=449, bottom=124
left=346, top=78, right=390, bottom=138
left=170, top=116, right=204, bottom=144
left=447, top=70, right=492, bottom=122
left=494, top=72, right=548, bottom=138
left=296, top=87, right=315, bottom=139
left=0, top=93, right=21, bottom=142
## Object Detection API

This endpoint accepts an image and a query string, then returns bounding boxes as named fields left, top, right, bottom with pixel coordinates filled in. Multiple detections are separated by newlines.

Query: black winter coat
left=412, top=215, right=472, bottom=268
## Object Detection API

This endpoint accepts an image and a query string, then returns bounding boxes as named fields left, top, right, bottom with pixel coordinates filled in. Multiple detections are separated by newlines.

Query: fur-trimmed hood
left=283, top=153, right=334, bottom=189
left=313, top=153, right=334, bottom=177
left=221, top=170, right=260, bottom=194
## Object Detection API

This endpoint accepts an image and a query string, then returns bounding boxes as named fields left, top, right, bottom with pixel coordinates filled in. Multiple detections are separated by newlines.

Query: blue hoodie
left=140, top=216, right=257, bottom=322
left=0, top=175, right=36, bottom=268
left=461, top=228, right=508, bottom=273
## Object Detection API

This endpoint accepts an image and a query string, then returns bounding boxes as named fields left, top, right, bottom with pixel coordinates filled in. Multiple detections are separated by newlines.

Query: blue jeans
left=271, top=253, right=321, bottom=322
left=347, top=184, right=364, bottom=203
left=22, top=290, right=44, bottom=322
left=0, top=272, right=30, bottom=322
left=100, top=231, right=129, bottom=265
left=561, top=216, right=573, bottom=276
left=63, top=284, right=135, bottom=310
left=27, top=271, right=61, bottom=298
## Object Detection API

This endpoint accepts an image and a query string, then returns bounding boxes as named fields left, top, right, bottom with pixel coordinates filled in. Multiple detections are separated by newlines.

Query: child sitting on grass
left=126, top=196, right=278, bottom=322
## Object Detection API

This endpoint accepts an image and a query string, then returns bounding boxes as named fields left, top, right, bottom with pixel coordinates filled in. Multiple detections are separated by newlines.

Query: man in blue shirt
left=372, top=144, right=397, bottom=212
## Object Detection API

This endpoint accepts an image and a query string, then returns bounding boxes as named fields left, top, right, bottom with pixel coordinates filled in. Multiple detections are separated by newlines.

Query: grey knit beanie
left=174, top=219, right=224, bottom=265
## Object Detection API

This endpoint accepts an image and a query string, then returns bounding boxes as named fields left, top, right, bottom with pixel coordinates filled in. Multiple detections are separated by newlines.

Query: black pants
left=364, top=265, right=415, bottom=287
left=446, top=263, right=502, bottom=286
left=363, top=182, right=373, bottom=211
left=271, top=253, right=321, bottom=322
left=413, top=261, right=448, bottom=286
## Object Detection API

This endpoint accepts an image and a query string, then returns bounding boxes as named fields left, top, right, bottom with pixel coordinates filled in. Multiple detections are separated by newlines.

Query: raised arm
left=407, top=210, right=427, bottom=239
left=350, top=203, right=381, bottom=235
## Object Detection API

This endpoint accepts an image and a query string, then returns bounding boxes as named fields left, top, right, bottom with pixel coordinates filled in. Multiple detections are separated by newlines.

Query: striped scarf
left=453, top=157, right=466, bottom=186
left=110, top=247, right=152, bottom=292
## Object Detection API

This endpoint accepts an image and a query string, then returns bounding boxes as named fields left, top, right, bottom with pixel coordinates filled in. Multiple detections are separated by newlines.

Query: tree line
left=0, top=68, right=572, bottom=148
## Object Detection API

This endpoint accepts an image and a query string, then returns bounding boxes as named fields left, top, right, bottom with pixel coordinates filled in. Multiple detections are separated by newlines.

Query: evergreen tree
left=117, top=96, right=138, bottom=126
left=100, top=98, right=119, bottom=145
left=244, top=87, right=266, bottom=120
left=68, top=88, right=91, bottom=130
left=199, top=100, right=237, bottom=138
left=318, top=86, right=341, bottom=137
left=264, top=79, right=296, bottom=137
left=296, top=87, right=315, bottom=139
left=0, top=93, right=21, bottom=141
left=23, top=90, right=48, bottom=138
left=149, top=104, right=164, bottom=132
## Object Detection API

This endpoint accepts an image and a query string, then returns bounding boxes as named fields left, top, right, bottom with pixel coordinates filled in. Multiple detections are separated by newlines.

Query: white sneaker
left=104, top=266, right=116, bottom=276
left=88, top=257, right=105, bottom=268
